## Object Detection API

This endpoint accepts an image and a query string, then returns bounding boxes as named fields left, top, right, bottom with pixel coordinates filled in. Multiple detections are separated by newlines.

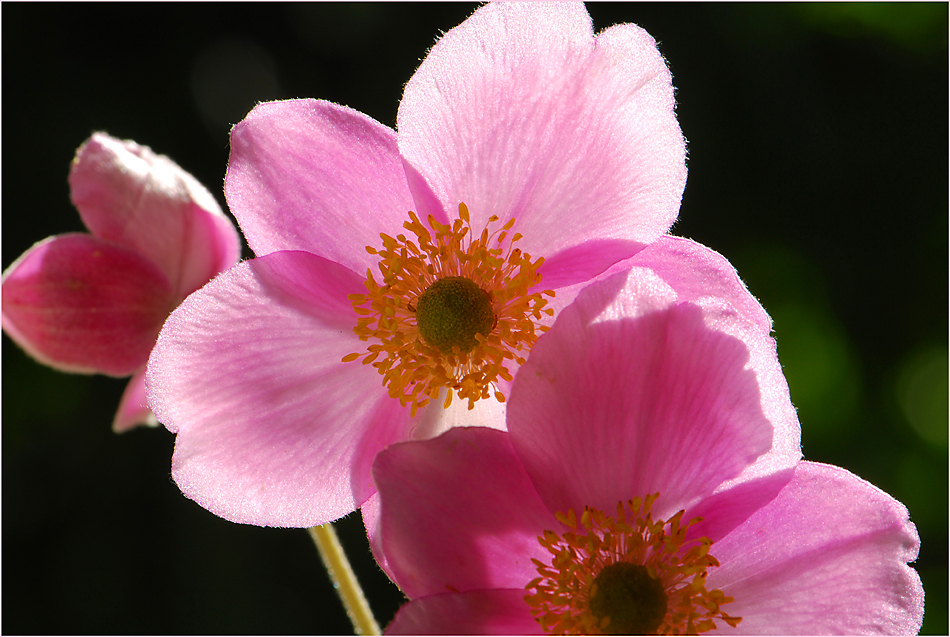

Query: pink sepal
left=69, top=132, right=240, bottom=299
left=2, top=233, right=175, bottom=376
left=112, top=369, right=157, bottom=433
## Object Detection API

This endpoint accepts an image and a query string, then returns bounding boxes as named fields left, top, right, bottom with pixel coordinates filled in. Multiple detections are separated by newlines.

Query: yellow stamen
left=345, top=203, right=555, bottom=416
left=525, top=494, right=741, bottom=635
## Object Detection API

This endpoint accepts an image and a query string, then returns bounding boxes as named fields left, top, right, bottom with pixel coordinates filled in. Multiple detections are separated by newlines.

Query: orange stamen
left=525, top=494, right=741, bottom=635
left=345, top=203, right=555, bottom=416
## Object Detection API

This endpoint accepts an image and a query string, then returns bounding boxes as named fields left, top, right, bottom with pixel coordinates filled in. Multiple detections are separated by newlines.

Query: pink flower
left=1, top=133, right=241, bottom=432
left=372, top=265, right=924, bottom=635
left=145, top=2, right=687, bottom=527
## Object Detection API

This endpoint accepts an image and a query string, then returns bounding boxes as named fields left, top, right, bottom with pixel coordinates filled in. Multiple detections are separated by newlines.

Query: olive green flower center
left=589, top=563, right=667, bottom=635
left=416, top=276, right=494, bottom=354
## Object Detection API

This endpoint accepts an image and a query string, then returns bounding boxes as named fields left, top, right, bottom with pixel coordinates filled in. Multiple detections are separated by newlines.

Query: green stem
left=308, top=523, right=381, bottom=636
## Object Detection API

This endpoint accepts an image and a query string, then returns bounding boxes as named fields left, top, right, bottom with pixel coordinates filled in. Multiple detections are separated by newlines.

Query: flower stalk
left=308, top=523, right=380, bottom=635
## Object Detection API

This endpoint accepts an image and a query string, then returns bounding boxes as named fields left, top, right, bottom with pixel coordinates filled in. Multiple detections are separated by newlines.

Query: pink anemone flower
left=372, top=266, right=925, bottom=635
left=1, top=133, right=240, bottom=432
left=146, top=2, right=688, bottom=527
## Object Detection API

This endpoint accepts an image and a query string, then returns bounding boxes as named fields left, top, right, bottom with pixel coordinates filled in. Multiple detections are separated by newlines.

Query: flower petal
left=363, top=394, right=515, bottom=584
left=398, top=2, right=685, bottom=256
left=225, top=99, right=416, bottom=272
left=627, top=237, right=772, bottom=332
left=2, top=234, right=174, bottom=376
left=542, top=236, right=772, bottom=331
left=535, top=238, right=647, bottom=293
left=530, top=239, right=804, bottom=499
left=146, top=250, right=410, bottom=526
left=706, top=461, right=924, bottom=635
left=632, top=237, right=802, bottom=489
left=683, top=467, right=795, bottom=545
left=373, top=427, right=556, bottom=599
left=386, top=589, right=542, bottom=635
left=409, top=387, right=509, bottom=441
left=69, top=132, right=240, bottom=299
left=112, top=369, right=158, bottom=433
left=508, top=268, right=774, bottom=520
left=360, top=494, right=396, bottom=583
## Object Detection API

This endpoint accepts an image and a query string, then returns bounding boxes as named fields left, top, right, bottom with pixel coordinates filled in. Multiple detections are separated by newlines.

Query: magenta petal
left=386, top=589, right=542, bottom=635
left=374, top=427, right=556, bottom=599
left=360, top=494, right=397, bottom=584
left=509, top=269, right=773, bottom=520
left=706, top=461, right=924, bottom=635
left=69, top=132, right=240, bottom=299
left=683, top=467, right=795, bottom=544
left=146, top=250, right=410, bottom=526
left=536, top=239, right=647, bottom=292
left=401, top=157, right=450, bottom=228
left=112, top=370, right=156, bottom=433
left=398, top=3, right=685, bottom=257
left=225, top=99, right=416, bottom=272
left=2, top=234, right=175, bottom=376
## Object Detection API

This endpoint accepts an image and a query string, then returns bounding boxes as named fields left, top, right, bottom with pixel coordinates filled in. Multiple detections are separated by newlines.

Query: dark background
left=3, top=3, right=947, bottom=634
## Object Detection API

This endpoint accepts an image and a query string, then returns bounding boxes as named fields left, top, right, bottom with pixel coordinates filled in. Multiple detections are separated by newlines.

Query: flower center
left=524, top=494, right=741, bottom=635
left=415, top=276, right=494, bottom=354
left=344, top=203, right=554, bottom=416
left=589, top=563, right=667, bottom=635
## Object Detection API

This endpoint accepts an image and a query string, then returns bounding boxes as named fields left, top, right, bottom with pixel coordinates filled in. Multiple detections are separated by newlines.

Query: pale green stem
left=308, top=523, right=381, bottom=636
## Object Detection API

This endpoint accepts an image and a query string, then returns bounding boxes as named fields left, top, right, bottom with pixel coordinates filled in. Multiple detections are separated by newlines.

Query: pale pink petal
left=2, top=234, right=175, bottom=376
left=635, top=237, right=802, bottom=489
left=408, top=386, right=509, bottom=441
left=146, top=250, right=410, bottom=527
left=69, top=132, right=240, bottom=299
left=386, top=589, right=542, bottom=635
left=509, top=269, right=773, bottom=520
left=538, top=239, right=803, bottom=491
left=112, top=369, right=158, bottom=433
left=225, top=99, right=417, bottom=272
left=697, top=296, right=802, bottom=492
left=542, top=236, right=770, bottom=330
left=628, top=237, right=772, bottom=332
left=373, top=427, right=556, bottom=599
left=706, top=462, right=924, bottom=635
left=398, top=2, right=685, bottom=257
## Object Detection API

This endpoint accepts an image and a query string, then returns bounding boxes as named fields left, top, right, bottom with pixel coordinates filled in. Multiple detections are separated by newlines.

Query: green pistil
left=415, top=276, right=494, bottom=355
left=589, top=562, right=668, bottom=635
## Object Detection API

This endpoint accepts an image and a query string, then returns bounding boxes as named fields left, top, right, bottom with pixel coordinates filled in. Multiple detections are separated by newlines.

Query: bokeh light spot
left=897, top=346, right=948, bottom=448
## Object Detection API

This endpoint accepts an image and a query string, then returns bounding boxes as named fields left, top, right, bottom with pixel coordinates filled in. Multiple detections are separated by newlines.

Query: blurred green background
left=3, top=3, right=946, bottom=634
